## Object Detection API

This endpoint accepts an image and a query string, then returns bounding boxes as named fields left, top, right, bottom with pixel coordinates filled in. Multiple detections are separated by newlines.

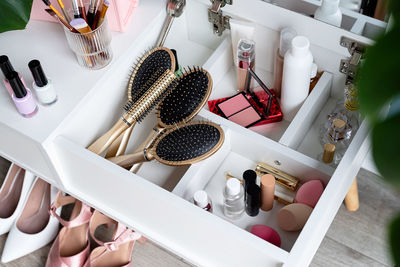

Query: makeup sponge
left=277, top=203, right=313, bottom=231
left=294, top=180, right=324, bottom=208
left=250, top=225, right=281, bottom=247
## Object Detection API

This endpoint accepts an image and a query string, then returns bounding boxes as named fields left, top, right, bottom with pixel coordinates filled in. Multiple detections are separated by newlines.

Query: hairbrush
left=88, top=47, right=176, bottom=156
left=127, top=67, right=212, bottom=172
left=87, top=70, right=177, bottom=155
left=108, top=121, right=224, bottom=168
left=104, top=47, right=177, bottom=158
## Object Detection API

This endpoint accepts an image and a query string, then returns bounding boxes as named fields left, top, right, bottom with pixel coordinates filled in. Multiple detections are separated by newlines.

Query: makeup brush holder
left=62, top=18, right=113, bottom=69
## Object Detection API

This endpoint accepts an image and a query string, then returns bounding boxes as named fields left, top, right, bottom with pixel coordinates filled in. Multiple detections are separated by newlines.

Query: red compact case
left=209, top=88, right=283, bottom=128
left=215, top=92, right=263, bottom=128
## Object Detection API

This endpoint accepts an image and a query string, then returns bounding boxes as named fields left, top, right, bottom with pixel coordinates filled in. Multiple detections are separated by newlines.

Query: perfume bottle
left=237, top=39, right=255, bottom=93
left=320, top=83, right=361, bottom=163
left=223, top=178, right=245, bottom=219
left=193, top=190, right=213, bottom=212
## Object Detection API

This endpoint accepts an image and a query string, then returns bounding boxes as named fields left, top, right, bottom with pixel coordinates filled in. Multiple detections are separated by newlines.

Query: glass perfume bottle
left=223, top=178, right=244, bottom=219
left=319, top=83, right=361, bottom=165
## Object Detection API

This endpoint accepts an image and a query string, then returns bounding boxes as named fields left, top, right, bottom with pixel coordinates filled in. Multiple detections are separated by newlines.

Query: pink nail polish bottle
left=7, top=71, right=38, bottom=118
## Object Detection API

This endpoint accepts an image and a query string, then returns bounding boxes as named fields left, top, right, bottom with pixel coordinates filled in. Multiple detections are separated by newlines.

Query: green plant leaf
left=0, top=0, right=33, bottom=33
left=372, top=113, right=400, bottom=188
left=358, top=24, right=400, bottom=122
left=389, top=213, right=400, bottom=266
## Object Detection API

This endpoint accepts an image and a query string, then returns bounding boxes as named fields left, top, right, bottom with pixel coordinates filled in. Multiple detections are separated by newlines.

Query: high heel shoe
left=1, top=178, right=60, bottom=263
left=84, top=210, right=142, bottom=267
left=0, top=163, right=35, bottom=235
left=46, top=192, right=93, bottom=267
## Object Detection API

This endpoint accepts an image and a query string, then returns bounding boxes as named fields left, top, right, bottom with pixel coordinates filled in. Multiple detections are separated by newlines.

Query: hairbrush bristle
left=127, top=47, right=175, bottom=104
left=158, top=67, right=212, bottom=126
left=124, top=70, right=177, bottom=124
left=154, top=121, right=223, bottom=164
left=124, top=68, right=166, bottom=111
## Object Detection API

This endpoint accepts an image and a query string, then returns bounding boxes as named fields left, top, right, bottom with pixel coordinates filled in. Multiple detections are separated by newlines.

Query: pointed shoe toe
left=1, top=179, right=59, bottom=262
left=0, top=164, right=35, bottom=236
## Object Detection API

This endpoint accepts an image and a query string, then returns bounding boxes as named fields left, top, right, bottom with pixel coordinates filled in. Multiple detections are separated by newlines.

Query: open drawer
left=48, top=0, right=373, bottom=266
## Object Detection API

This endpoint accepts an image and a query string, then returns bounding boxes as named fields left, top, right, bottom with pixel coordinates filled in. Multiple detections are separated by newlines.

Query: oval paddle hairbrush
left=108, top=121, right=224, bottom=168
left=128, top=67, right=213, bottom=172
left=104, top=47, right=176, bottom=157
left=88, top=47, right=177, bottom=155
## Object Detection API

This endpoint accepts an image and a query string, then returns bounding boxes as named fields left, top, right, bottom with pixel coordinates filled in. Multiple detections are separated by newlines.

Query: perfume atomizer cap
left=28, top=60, right=48, bottom=87
left=0, top=55, right=15, bottom=79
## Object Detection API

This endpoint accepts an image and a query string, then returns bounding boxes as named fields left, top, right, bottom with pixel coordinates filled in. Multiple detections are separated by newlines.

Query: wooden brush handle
left=130, top=125, right=166, bottom=173
left=87, top=119, right=133, bottom=155
left=108, top=151, right=149, bottom=168
left=345, top=178, right=359, bottom=211
left=105, top=126, right=134, bottom=158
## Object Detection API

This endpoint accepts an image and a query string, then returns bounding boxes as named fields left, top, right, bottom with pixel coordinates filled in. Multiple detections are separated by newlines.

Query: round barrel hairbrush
left=104, top=47, right=177, bottom=157
left=88, top=47, right=177, bottom=155
left=128, top=67, right=213, bottom=172
left=108, top=121, right=224, bottom=168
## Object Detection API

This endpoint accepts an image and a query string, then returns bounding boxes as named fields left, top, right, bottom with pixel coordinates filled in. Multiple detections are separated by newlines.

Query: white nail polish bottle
left=29, top=60, right=58, bottom=106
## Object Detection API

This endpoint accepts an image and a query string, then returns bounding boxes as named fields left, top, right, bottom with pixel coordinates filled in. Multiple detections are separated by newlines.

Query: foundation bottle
left=273, top=28, right=297, bottom=98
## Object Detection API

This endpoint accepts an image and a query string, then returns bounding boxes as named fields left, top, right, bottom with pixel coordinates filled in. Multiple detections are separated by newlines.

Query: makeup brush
left=42, top=0, right=65, bottom=20
left=71, top=0, right=81, bottom=18
left=78, top=0, right=87, bottom=21
left=92, top=0, right=104, bottom=29
left=87, top=0, right=99, bottom=27
left=55, top=0, right=71, bottom=22
left=104, top=47, right=177, bottom=158
left=96, top=0, right=109, bottom=29
left=70, top=18, right=92, bottom=33
left=108, top=121, right=224, bottom=168
left=127, top=67, right=213, bottom=173
left=45, top=9, right=78, bottom=33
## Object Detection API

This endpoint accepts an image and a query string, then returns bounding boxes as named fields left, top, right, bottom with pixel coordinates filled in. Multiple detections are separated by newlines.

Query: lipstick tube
left=255, top=162, right=299, bottom=191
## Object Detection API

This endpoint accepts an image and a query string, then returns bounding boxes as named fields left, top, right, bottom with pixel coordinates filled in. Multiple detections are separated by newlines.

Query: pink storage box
left=30, top=0, right=139, bottom=32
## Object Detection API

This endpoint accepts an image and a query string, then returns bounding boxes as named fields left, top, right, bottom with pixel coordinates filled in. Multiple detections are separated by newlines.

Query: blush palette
left=216, top=92, right=262, bottom=128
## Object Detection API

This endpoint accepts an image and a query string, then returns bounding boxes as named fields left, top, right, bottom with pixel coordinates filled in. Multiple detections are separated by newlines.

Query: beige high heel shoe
left=84, top=210, right=142, bottom=267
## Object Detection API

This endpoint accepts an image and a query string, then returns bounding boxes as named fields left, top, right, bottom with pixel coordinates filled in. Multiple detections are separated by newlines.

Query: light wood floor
left=0, top=157, right=398, bottom=267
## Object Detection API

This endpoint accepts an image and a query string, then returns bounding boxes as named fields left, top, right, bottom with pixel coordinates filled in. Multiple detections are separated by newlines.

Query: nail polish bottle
left=245, top=183, right=261, bottom=217
left=28, top=60, right=57, bottom=106
left=242, top=169, right=257, bottom=201
left=193, top=190, right=213, bottom=212
left=7, top=71, right=38, bottom=118
left=223, top=178, right=244, bottom=219
left=273, top=28, right=297, bottom=98
left=0, top=55, right=26, bottom=96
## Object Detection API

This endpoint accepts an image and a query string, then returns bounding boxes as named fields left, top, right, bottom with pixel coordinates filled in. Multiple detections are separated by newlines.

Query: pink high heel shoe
left=83, top=210, right=142, bottom=267
left=46, top=192, right=93, bottom=267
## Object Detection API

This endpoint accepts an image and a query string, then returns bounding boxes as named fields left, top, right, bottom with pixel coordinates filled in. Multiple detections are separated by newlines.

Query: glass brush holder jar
left=62, top=17, right=113, bottom=69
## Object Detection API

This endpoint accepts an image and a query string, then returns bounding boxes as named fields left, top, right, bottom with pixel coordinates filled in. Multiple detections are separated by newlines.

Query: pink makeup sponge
left=250, top=225, right=281, bottom=247
left=295, top=180, right=324, bottom=208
